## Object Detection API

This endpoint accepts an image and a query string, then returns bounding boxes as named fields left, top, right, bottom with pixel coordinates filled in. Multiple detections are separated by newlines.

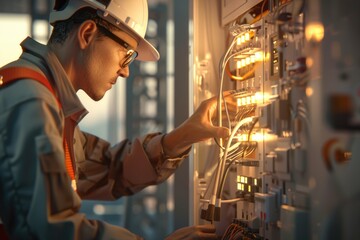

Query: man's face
left=76, top=23, right=138, bottom=101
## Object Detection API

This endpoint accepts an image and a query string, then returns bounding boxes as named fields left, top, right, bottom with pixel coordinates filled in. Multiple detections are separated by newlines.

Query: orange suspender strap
left=0, top=67, right=57, bottom=103
left=64, top=141, right=75, bottom=180
left=0, top=67, right=75, bottom=180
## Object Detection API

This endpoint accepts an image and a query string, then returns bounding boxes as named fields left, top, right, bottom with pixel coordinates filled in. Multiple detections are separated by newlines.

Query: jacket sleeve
left=75, top=130, right=190, bottom=200
left=0, top=81, right=142, bottom=240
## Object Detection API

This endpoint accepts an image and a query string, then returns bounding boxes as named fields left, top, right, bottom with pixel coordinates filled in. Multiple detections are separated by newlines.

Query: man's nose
left=118, top=66, right=129, bottom=78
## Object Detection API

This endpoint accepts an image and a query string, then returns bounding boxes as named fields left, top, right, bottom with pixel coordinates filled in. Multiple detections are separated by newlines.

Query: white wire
left=217, top=116, right=254, bottom=196
left=208, top=30, right=255, bottom=209
left=209, top=36, right=239, bottom=207
left=200, top=198, right=244, bottom=204
left=227, top=141, right=242, bottom=153
left=210, top=116, right=254, bottom=207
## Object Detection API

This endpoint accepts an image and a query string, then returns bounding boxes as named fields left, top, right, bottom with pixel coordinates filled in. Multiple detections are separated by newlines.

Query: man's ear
left=77, top=20, right=98, bottom=49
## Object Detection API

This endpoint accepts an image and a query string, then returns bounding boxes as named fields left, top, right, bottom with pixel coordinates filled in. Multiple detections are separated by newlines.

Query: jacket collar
left=20, top=37, right=88, bottom=123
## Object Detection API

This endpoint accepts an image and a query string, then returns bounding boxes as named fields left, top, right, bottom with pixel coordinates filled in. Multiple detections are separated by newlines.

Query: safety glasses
left=96, top=24, right=138, bottom=68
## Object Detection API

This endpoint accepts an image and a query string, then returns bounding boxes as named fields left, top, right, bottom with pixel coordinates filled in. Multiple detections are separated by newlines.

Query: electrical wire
left=200, top=198, right=244, bottom=204
left=247, top=118, right=259, bottom=141
left=205, top=17, right=264, bottom=220
left=224, top=0, right=267, bottom=81
left=208, top=36, right=241, bottom=208
left=222, top=223, right=236, bottom=240
left=214, top=114, right=258, bottom=202
left=227, top=147, right=245, bottom=161
left=218, top=141, right=258, bottom=200
left=226, top=61, right=258, bottom=81
left=268, top=0, right=292, bottom=24
left=216, top=116, right=255, bottom=199
left=208, top=21, right=261, bottom=210
left=260, top=0, right=268, bottom=19
left=223, top=92, right=233, bottom=132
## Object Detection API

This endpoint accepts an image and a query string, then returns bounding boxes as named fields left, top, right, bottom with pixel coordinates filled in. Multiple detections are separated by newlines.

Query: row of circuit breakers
left=195, top=1, right=330, bottom=240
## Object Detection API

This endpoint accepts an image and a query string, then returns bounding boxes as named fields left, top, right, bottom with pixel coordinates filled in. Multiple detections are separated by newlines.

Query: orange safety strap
left=0, top=67, right=75, bottom=180
left=0, top=67, right=58, bottom=104
left=64, top=141, right=75, bottom=180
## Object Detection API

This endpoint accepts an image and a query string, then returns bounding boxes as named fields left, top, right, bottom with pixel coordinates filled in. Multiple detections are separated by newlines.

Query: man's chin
left=93, top=94, right=105, bottom=101
left=89, top=92, right=106, bottom=101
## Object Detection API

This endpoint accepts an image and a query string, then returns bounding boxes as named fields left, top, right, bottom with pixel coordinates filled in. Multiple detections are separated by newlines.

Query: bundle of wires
left=221, top=221, right=261, bottom=240
left=202, top=26, right=259, bottom=222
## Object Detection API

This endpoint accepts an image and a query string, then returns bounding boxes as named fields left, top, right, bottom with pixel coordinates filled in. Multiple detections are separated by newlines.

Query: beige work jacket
left=0, top=37, right=187, bottom=239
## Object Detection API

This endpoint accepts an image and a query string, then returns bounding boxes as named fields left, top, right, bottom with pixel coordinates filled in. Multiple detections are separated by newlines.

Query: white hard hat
left=50, top=0, right=160, bottom=61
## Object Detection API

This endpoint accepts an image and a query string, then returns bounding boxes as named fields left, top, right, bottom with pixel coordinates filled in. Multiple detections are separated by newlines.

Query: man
left=0, top=0, right=229, bottom=239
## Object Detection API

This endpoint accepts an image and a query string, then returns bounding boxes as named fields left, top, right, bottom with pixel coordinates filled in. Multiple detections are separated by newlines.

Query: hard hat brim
left=136, top=37, right=160, bottom=62
left=97, top=14, right=160, bottom=62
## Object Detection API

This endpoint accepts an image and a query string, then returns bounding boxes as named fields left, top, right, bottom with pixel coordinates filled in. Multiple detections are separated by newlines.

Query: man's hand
left=165, top=224, right=218, bottom=240
left=163, top=92, right=236, bottom=157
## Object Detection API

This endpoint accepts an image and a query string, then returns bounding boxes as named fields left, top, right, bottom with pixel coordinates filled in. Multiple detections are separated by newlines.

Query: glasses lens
left=96, top=24, right=138, bottom=68
left=122, top=50, right=138, bottom=68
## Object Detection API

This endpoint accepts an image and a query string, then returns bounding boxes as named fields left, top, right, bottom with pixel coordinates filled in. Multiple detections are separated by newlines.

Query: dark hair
left=48, top=7, right=116, bottom=45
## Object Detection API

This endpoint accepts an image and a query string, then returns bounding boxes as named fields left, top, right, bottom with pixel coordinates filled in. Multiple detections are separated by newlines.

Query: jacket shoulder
left=0, top=79, right=60, bottom=111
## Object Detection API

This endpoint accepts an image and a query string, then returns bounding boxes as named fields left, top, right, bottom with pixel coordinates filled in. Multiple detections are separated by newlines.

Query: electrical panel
left=221, top=0, right=262, bottom=26
left=191, top=0, right=360, bottom=239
